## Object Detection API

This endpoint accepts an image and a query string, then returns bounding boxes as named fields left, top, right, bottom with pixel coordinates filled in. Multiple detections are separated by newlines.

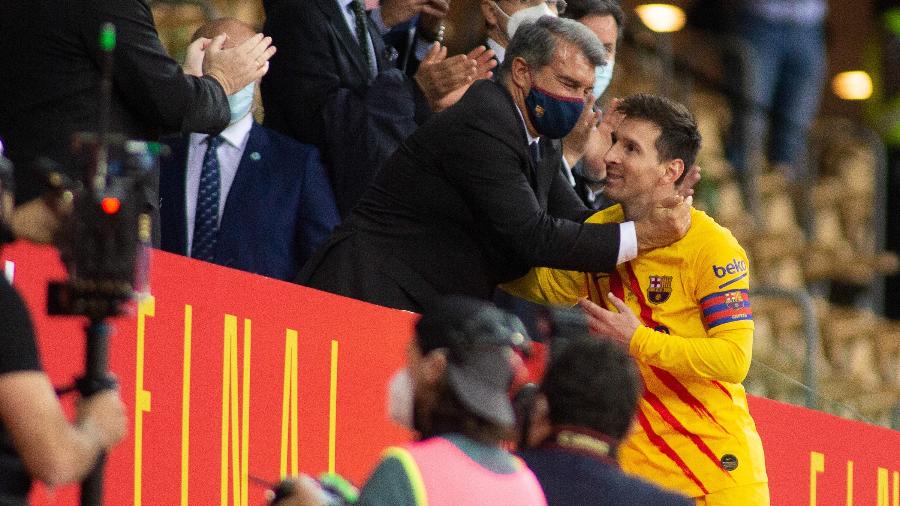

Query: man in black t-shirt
left=0, top=152, right=126, bottom=501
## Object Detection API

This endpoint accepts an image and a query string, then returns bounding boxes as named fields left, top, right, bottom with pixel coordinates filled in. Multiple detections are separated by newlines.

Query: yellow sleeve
left=629, top=325, right=752, bottom=383
left=500, top=204, right=624, bottom=304
left=630, top=223, right=755, bottom=383
left=499, top=267, right=586, bottom=306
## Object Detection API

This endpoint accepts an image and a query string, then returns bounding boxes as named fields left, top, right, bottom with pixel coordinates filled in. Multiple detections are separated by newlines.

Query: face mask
left=387, top=369, right=414, bottom=429
left=493, top=2, right=556, bottom=40
left=525, top=82, right=585, bottom=139
left=592, top=59, right=615, bottom=98
left=227, top=82, right=255, bottom=124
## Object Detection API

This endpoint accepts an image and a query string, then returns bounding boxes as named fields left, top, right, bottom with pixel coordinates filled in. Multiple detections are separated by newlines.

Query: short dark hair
left=540, top=338, right=641, bottom=440
left=562, top=0, right=626, bottom=43
left=497, top=16, right=606, bottom=82
left=616, top=93, right=701, bottom=185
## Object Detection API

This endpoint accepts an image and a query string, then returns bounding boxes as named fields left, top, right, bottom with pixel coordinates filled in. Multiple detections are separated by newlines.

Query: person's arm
left=0, top=374, right=126, bottom=486
left=579, top=236, right=755, bottom=383
left=440, top=118, right=621, bottom=273
left=356, top=452, right=417, bottom=506
left=80, top=0, right=237, bottom=135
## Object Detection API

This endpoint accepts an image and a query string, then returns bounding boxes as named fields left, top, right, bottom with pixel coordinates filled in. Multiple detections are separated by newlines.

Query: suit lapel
left=217, top=123, right=266, bottom=266
left=316, top=0, right=373, bottom=82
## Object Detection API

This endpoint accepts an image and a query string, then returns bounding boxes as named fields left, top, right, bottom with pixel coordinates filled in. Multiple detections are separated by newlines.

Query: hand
left=9, top=194, right=73, bottom=244
left=269, top=475, right=327, bottom=506
left=382, top=0, right=448, bottom=28
left=597, top=97, right=624, bottom=138
left=578, top=295, right=640, bottom=348
left=77, top=389, right=127, bottom=451
left=634, top=194, right=693, bottom=252
left=415, top=44, right=496, bottom=112
left=203, top=32, right=276, bottom=95
left=182, top=37, right=211, bottom=77
left=561, top=93, right=599, bottom=167
left=677, top=164, right=701, bottom=199
left=418, top=0, right=451, bottom=35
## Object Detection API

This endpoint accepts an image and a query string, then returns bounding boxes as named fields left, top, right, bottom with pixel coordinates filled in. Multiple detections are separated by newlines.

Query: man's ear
left=510, top=56, right=532, bottom=92
left=421, top=349, right=448, bottom=386
left=662, top=158, right=685, bottom=185
left=481, top=0, right=498, bottom=27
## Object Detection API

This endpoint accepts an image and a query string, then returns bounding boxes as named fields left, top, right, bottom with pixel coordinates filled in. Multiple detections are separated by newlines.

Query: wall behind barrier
left=1, top=243, right=898, bottom=505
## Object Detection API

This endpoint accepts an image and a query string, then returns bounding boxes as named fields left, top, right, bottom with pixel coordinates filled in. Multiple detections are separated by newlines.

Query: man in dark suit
left=299, top=16, right=692, bottom=313
left=0, top=0, right=274, bottom=208
left=261, top=0, right=494, bottom=217
left=519, top=338, right=693, bottom=506
left=160, top=19, right=340, bottom=282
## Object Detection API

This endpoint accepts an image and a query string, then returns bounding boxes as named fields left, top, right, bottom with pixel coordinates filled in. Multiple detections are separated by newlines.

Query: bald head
left=192, top=17, right=256, bottom=48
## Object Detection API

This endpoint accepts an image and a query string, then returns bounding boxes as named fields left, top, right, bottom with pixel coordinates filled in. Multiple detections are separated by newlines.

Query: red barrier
left=2, top=243, right=898, bottom=505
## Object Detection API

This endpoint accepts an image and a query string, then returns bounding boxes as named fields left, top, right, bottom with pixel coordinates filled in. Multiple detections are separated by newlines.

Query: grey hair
left=496, top=16, right=606, bottom=82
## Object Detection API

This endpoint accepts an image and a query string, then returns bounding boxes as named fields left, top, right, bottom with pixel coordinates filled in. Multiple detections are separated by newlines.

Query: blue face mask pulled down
left=593, top=59, right=615, bottom=98
left=525, top=86, right=585, bottom=139
left=227, top=82, right=255, bottom=124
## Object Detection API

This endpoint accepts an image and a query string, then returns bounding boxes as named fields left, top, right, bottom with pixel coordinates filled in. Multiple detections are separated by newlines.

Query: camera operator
left=0, top=152, right=126, bottom=502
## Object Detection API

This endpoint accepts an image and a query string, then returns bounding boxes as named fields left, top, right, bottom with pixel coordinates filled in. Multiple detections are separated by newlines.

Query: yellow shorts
left=695, top=482, right=770, bottom=506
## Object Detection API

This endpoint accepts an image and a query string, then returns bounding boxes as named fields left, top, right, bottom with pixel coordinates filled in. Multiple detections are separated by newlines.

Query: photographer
left=0, top=152, right=126, bottom=502
left=271, top=296, right=546, bottom=506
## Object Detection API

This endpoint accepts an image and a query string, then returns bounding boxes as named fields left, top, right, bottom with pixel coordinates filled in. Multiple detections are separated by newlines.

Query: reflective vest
left=384, top=436, right=547, bottom=506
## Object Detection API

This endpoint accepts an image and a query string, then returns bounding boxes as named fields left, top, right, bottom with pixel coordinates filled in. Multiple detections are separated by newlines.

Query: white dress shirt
left=514, top=105, right=636, bottom=264
left=185, top=112, right=253, bottom=255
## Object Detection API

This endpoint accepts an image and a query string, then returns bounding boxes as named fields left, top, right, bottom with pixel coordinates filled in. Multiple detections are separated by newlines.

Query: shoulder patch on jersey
left=647, top=275, right=673, bottom=304
left=700, top=289, right=752, bottom=329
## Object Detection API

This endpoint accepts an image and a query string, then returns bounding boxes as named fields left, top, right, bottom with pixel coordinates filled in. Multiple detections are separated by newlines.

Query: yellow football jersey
left=503, top=206, right=768, bottom=499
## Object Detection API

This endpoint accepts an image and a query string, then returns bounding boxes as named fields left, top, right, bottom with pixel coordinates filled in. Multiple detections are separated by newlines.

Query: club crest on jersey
left=647, top=275, right=672, bottom=304
left=724, top=291, right=744, bottom=310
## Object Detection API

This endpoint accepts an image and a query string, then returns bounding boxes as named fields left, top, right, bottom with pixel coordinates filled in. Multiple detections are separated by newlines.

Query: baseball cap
left=415, top=296, right=530, bottom=427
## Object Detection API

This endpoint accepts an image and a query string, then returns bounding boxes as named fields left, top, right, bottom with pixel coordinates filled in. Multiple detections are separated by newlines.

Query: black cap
left=415, top=296, right=530, bottom=427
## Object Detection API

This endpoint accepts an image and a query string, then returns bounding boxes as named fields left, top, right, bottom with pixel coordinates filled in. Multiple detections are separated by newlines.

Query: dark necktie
left=529, top=141, right=542, bottom=166
left=191, top=135, right=223, bottom=262
left=351, top=0, right=376, bottom=78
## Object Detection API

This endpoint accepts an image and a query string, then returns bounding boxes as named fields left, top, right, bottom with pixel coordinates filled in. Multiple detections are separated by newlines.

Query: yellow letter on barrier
left=280, top=330, right=299, bottom=479
left=221, top=315, right=252, bottom=506
left=877, top=468, right=900, bottom=506
left=810, top=451, right=825, bottom=506
left=181, top=305, right=193, bottom=506
left=134, top=296, right=155, bottom=506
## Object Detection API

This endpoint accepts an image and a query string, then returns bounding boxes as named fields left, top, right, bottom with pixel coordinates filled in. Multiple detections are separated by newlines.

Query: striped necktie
left=191, top=135, right=223, bottom=262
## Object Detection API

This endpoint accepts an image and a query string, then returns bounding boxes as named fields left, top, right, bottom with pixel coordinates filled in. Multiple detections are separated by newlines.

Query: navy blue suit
left=520, top=446, right=693, bottom=506
left=159, top=123, right=340, bottom=281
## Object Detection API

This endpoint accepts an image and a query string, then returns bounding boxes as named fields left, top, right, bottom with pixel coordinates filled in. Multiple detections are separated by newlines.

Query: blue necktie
left=191, top=135, right=223, bottom=262
left=351, top=0, right=377, bottom=78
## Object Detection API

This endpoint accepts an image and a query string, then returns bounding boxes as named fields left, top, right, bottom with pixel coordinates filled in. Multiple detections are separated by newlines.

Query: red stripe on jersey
left=712, top=381, right=733, bottom=400
left=643, top=390, right=735, bottom=479
left=624, top=263, right=659, bottom=327
left=636, top=409, right=710, bottom=495
left=609, top=269, right=626, bottom=303
left=650, top=366, right=732, bottom=435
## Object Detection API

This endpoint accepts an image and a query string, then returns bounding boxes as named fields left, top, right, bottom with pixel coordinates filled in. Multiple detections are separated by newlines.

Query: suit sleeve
left=545, top=155, right=595, bottom=222
left=440, top=116, right=620, bottom=273
left=629, top=236, right=754, bottom=383
left=82, top=0, right=229, bottom=135
left=262, top=1, right=425, bottom=215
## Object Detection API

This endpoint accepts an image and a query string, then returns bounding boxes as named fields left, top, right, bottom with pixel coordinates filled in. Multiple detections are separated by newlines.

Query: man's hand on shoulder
left=635, top=194, right=692, bottom=252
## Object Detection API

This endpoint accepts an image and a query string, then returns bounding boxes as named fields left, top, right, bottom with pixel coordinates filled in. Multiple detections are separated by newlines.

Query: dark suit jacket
left=159, top=123, right=340, bottom=281
left=0, top=0, right=228, bottom=204
left=299, top=79, right=621, bottom=312
left=520, top=446, right=694, bottom=506
left=262, top=0, right=429, bottom=217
